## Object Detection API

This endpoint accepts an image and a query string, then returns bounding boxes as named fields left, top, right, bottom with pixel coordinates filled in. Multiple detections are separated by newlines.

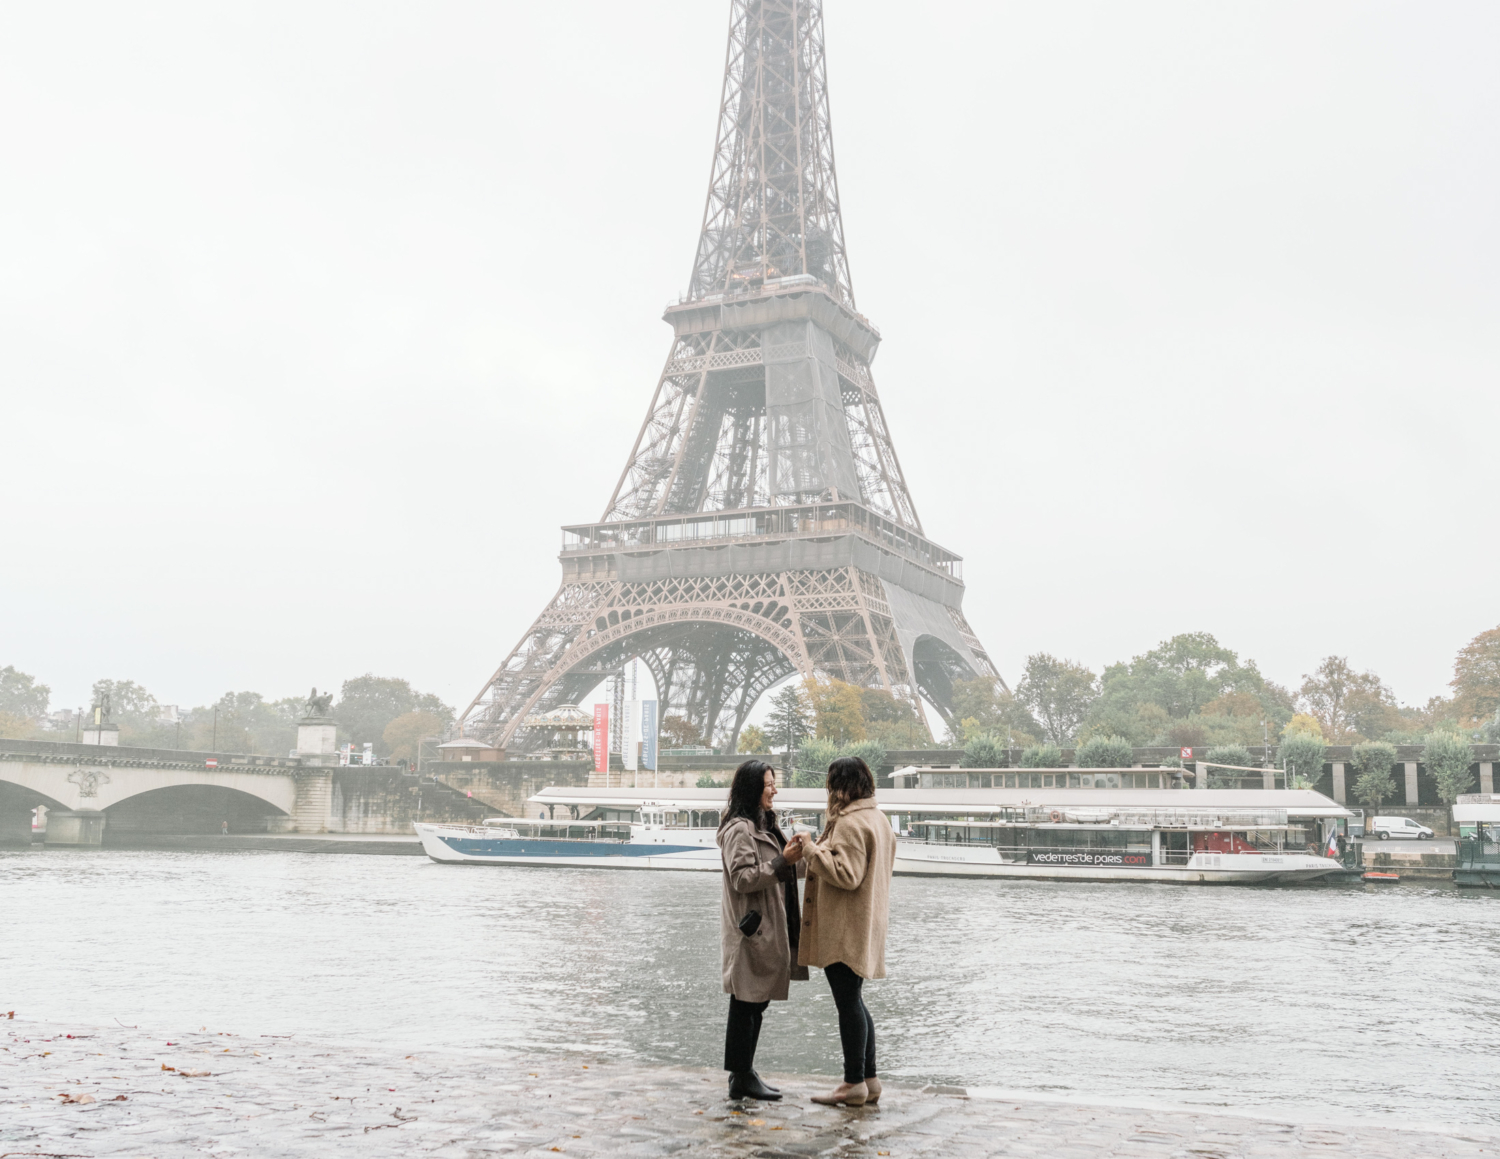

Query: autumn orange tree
left=1451, top=626, right=1500, bottom=728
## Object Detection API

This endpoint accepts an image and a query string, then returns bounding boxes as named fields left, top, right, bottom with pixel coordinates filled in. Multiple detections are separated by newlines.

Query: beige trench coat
left=718, top=818, right=809, bottom=1003
left=797, top=797, right=897, bottom=980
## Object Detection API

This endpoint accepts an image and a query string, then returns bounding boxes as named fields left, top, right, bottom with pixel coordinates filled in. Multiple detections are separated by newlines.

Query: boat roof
left=529, top=786, right=1353, bottom=819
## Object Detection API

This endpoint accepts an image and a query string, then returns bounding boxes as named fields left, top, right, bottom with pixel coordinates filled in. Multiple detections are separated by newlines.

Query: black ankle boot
left=727, top=1071, right=783, bottom=1101
left=750, top=1070, right=780, bottom=1094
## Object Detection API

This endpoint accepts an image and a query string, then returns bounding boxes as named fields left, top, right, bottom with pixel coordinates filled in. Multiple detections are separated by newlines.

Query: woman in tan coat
left=717, top=760, right=807, bottom=1102
left=796, top=756, right=896, bottom=1107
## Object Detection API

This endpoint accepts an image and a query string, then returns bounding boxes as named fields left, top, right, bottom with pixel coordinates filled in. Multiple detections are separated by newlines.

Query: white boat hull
left=415, top=823, right=721, bottom=871
left=417, top=825, right=1342, bottom=884
left=894, top=841, right=1344, bottom=883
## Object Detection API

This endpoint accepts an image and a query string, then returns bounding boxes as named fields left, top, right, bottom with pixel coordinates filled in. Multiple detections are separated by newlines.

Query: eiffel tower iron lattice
left=459, top=0, right=1000, bottom=753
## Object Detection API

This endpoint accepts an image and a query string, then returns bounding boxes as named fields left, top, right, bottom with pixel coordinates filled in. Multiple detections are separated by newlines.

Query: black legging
left=824, top=961, right=876, bottom=1084
left=724, top=996, right=769, bottom=1073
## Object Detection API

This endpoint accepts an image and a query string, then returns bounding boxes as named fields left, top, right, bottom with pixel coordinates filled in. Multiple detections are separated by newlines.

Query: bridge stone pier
left=0, top=739, right=484, bottom=848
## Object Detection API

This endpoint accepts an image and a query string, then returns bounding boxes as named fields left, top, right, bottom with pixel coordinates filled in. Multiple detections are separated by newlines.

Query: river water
left=4, top=848, right=1498, bottom=1128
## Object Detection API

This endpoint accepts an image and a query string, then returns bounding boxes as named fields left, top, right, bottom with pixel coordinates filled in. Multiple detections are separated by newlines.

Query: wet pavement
left=3, top=1018, right=1496, bottom=1158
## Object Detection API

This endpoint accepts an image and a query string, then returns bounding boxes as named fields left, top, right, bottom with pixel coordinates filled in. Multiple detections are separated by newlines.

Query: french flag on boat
left=1326, top=827, right=1340, bottom=857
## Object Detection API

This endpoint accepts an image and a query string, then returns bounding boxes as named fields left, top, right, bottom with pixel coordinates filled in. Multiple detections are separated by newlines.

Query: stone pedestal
left=1331, top=761, right=1347, bottom=803
left=46, top=810, right=106, bottom=847
left=81, top=725, right=119, bottom=746
left=297, top=717, right=338, bottom=765
left=293, top=770, right=334, bottom=833
left=1481, top=763, right=1495, bottom=795
left=1404, top=762, right=1420, bottom=806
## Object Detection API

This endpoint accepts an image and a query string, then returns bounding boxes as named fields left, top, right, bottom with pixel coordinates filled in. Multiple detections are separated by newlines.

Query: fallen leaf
left=177, top=1069, right=212, bottom=1077
left=112, top=1095, right=128, bottom=1101
left=56, top=1092, right=96, bottom=1105
left=749, top=1118, right=765, bottom=1125
left=161, top=1065, right=176, bottom=1072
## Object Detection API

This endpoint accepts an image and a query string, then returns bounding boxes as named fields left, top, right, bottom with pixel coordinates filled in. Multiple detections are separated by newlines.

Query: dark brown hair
left=825, top=755, right=875, bottom=819
left=720, top=759, right=776, bottom=830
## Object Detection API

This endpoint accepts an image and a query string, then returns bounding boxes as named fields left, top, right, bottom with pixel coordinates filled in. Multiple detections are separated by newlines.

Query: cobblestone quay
left=3, top=1019, right=1494, bottom=1158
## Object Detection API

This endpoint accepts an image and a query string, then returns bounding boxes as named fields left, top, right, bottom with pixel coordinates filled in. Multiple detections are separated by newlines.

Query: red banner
left=593, top=704, right=609, bottom=775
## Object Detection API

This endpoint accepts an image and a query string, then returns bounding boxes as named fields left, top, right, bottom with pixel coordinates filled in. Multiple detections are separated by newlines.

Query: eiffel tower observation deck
left=459, top=0, right=999, bottom=752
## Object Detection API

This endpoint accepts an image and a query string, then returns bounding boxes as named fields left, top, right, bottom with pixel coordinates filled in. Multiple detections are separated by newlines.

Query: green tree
left=737, top=724, right=770, bottom=754
left=1075, top=735, right=1133, bottom=768
left=1279, top=732, right=1327, bottom=790
left=946, top=677, right=1039, bottom=745
left=842, top=739, right=887, bottom=774
left=382, top=711, right=449, bottom=764
left=766, top=683, right=813, bottom=752
left=793, top=738, right=842, bottom=787
left=89, top=678, right=163, bottom=742
left=804, top=676, right=867, bottom=744
left=1351, top=741, right=1397, bottom=809
left=1205, top=744, right=1254, bottom=787
left=960, top=734, right=1010, bottom=768
left=0, top=666, right=50, bottom=719
left=659, top=715, right=702, bottom=749
left=183, top=691, right=304, bottom=755
left=791, top=737, right=886, bottom=787
left=1087, top=633, right=1270, bottom=727
left=1298, top=656, right=1397, bottom=743
left=859, top=687, right=931, bottom=748
left=695, top=772, right=723, bottom=788
left=1019, top=743, right=1064, bottom=768
left=335, top=675, right=452, bottom=756
left=1425, top=731, right=1475, bottom=804
left=1016, top=654, right=1097, bottom=744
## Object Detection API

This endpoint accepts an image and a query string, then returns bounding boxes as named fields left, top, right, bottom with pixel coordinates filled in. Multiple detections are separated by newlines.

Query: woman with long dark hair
left=795, top=755, right=896, bottom=1107
left=717, top=759, right=807, bottom=1101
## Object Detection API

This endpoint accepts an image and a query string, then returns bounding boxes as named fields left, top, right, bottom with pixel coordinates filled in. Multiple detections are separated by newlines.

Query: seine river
left=5, top=848, right=1499, bottom=1128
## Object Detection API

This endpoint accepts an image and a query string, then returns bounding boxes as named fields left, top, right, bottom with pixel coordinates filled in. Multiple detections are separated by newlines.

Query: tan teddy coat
left=797, top=797, right=896, bottom=979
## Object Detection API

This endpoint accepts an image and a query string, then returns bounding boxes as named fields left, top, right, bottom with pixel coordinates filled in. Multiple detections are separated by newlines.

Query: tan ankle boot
left=811, top=1081, right=868, bottom=1107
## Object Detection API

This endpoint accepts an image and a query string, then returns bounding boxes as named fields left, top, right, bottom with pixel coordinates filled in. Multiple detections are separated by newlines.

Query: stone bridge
left=0, top=739, right=502, bottom=848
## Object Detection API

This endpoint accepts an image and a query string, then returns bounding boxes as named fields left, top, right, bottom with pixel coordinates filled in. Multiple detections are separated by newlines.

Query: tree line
left=713, top=626, right=1500, bottom=803
left=0, top=670, right=453, bottom=762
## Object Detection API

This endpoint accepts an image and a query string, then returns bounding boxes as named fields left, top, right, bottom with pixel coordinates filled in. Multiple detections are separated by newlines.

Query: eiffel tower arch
left=460, top=0, right=1000, bottom=752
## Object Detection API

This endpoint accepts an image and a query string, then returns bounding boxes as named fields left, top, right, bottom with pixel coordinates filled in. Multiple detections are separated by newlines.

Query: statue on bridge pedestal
left=297, top=688, right=338, bottom=763
left=304, top=688, right=335, bottom=719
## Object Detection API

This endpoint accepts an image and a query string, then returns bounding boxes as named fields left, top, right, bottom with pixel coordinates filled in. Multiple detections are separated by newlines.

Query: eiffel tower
left=458, top=0, right=999, bottom=753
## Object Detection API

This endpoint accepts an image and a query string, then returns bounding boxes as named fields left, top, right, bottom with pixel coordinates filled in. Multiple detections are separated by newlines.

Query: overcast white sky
left=3, top=1, right=1497, bottom=722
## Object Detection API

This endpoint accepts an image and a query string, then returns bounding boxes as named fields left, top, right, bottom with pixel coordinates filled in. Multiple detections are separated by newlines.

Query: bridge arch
left=104, top=783, right=291, bottom=838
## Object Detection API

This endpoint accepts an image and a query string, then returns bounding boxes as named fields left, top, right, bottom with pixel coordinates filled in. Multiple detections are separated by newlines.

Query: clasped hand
left=782, top=833, right=807, bottom=864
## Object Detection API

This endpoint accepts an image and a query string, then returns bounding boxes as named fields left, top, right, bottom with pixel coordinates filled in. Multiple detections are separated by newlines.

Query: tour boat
left=415, top=807, right=722, bottom=871
left=415, top=785, right=1351, bottom=884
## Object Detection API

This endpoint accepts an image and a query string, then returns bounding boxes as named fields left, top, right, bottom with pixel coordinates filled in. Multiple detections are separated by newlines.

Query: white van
left=1371, top=816, right=1434, bottom=840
